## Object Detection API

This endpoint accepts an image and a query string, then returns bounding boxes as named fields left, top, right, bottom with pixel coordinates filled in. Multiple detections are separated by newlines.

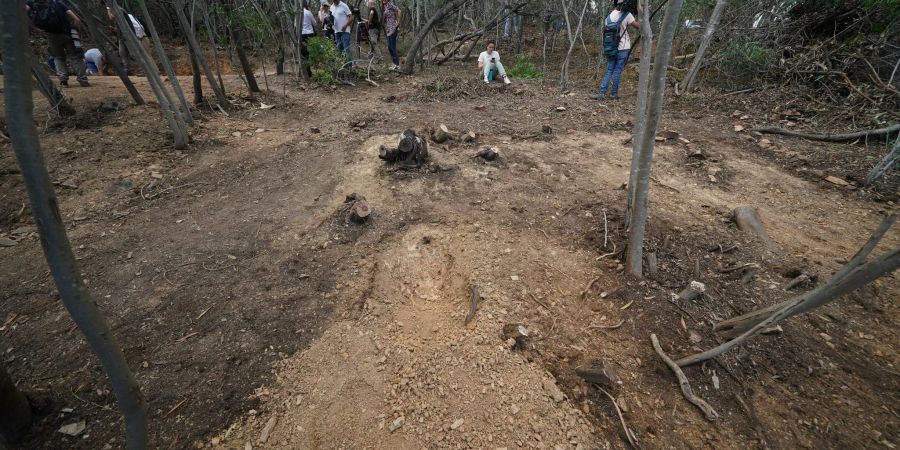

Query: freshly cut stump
left=380, top=129, right=430, bottom=168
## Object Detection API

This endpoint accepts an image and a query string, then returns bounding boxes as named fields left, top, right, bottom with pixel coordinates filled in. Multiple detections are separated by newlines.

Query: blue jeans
left=599, top=49, right=629, bottom=98
left=387, top=32, right=399, bottom=65
left=335, top=31, right=351, bottom=59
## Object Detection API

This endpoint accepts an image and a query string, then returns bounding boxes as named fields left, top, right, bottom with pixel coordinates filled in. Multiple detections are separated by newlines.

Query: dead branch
left=749, top=124, right=900, bottom=143
left=465, top=286, right=479, bottom=325
left=651, top=334, right=719, bottom=421
left=598, top=387, right=639, bottom=449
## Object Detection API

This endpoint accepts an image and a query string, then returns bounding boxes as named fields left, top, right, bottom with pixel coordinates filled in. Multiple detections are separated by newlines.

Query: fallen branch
left=651, top=334, right=719, bottom=421
left=580, top=276, right=601, bottom=301
left=464, top=285, right=479, bottom=325
left=598, top=387, right=639, bottom=449
left=749, top=123, right=900, bottom=143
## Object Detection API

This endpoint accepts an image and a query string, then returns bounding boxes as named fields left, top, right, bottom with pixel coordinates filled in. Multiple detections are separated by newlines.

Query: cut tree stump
left=475, top=147, right=499, bottom=161
left=460, top=130, right=477, bottom=143
left=379, top=129, right=430, bottom=168
left=733, top=206, right=775, bottom=248
left=432, top=124, right=451, bottom=143
left=345, top=193, right=372, bottom=223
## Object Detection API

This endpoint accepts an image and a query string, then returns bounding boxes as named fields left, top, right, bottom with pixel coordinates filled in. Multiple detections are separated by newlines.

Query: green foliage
left=307, top=36, right=344, bottom=85
left=507, top=53, right=543, bottom=79
left=716, top=39, right=775, bottom=82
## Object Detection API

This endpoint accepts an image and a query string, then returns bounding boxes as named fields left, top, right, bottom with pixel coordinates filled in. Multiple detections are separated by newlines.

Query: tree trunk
left=0, top=364, right=30, bottom=443
left=625, top=0, right=686, bottom=277
left=680, top=0, right=728, bottom=92
left=559, top=0, right=590, bottom=92
left=135, top=0, right=193, bottom=124
left=232, top=30, right=261, bottom=93
left=29, top=55, right=75, bottom=116
left=111, top=0, right=189, bottom=149
left=402, top=0, right=469, bottom=75
left=174, top=0, right=228, bottom=106
left=626, top=0, right=653, bottom=229
left=0, top=4, right=148, bottom=449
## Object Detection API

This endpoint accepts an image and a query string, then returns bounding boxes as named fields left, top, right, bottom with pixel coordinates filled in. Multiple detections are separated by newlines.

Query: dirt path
left=1, top=71, right=897, bottom=449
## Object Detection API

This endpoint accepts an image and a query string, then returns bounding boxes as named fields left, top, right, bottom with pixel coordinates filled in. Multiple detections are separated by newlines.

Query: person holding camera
left=477, top=41, right=512, bottom=85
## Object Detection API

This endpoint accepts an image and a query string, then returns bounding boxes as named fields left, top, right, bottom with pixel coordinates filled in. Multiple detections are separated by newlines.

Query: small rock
left=555, top=106, right=567, bottom=112
left=510, top=405, right=520, bottom=415
left=824, top=175, right=850, bottom=186
left=733, top=125, right=745, bottom=132
left=510, top=275, right=519, bottom=281
left=758, top=138, right=773, bottom=148
left=258, top=417, right=277, bottom=443
left=60, top=179, right=78, bottom=189
left=689, top=330, right=703, bottom=343
left=58, top=421, right=86, bottom=436
left=542, top=379, right=566, bottom=403
left=501, top=324, right=529, bottom=350
left=389, top=416, right=405, bottom=432
left=310, top=127, right=321, bottom=133
left=450, top=419, right=465, bottom=430
left=231, top=132, right=242, bottom=138
left=575, top=359, right=621, bottom=388
left=0, top=237, right=17, bottom=247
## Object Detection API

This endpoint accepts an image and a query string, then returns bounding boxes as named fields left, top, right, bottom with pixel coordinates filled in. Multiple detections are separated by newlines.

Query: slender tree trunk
left=402, top=0, right=469, bottom=74
left=0, top=364, right=31, bottom=443
left=559, top=0, right=589, bottom=92
left=135, top=0, right=193, bottom=124
left=0, top=4, right=148, bottom=449
left=174, top=0, right=228, bottom=106
left=626, top=0, right=653, bottom=229
left=70, top=0, right=145, bottom=105
left=680, top=0, right=728, bottom=92
left=626, top=0, right=686, bottom=277
left=29, top=55, right=75, bottom=116
left=111, top=0, right=189, bottom=149
left=231, top=29, right=261, bottom=93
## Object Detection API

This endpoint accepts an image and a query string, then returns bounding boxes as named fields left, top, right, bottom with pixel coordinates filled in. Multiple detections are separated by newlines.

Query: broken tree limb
left=749, top=124, right=900, bottom=143
left=651, top=334, right=719, bottom=421
left=733, top=206, right=775, bottom=249
left=402, top=0, right=469, bottom=75
left=864, top=138, right=899, bottom=186
left=0, top=7, right=148, bottom=448
left=712, top=212, right=898, bottom=340
left=598, top=387, right=638, bottom=449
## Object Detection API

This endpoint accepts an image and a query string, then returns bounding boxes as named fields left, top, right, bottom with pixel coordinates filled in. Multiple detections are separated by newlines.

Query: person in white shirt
left=331, top=0, right=354, bottom=58
left=593, top=0, right=640, bottom=100
left=84, top=48, right=106, bottom=75
left=477, top=41, right=511, bottom=84
left=296, top=0, right=318, bottom=77
left=108, top=7, right=154, bottom=75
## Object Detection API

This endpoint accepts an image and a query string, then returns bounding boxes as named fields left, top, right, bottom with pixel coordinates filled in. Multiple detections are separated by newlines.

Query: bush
left=715, top=39, right=775, bottom=83
left=507, top=53, right=543, bottom=79
left=307, top=37, right=345, bottom=85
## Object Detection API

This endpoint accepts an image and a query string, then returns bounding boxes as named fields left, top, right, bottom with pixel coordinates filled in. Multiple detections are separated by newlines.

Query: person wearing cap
left=593, top=0, right=640, bottom=100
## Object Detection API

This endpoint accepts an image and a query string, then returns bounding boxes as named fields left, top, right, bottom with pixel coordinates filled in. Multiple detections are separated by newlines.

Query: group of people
left=26, top=0, right=154, bottom=87
left=299, top=0, right=402, bottom=70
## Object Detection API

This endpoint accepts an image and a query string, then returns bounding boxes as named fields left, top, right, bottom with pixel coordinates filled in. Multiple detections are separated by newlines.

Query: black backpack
left=29, top=0, right=65, bottom=33
left=602, top=12, right=627, bottom=57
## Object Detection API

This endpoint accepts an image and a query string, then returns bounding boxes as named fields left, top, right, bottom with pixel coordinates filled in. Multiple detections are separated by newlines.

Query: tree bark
left=402, top=0, right=469, bottom=75
left=625, top=0, right=686, bottom=277
left=680, top=0, right=727, bottom=92
left=29, top=55, right=75, bottom=116
left=559, top=0, right=590, bottom=92
left=0, top=4, right=148, bottom=448
left=733, top=205, right=775, bottom=249
left=0, top=364, right=31, bottom=443
left=232, top=30, right=261, bottom=93
left=749, top=124, right=900, bottom=142
left=626, top=0, right=653, bottom=229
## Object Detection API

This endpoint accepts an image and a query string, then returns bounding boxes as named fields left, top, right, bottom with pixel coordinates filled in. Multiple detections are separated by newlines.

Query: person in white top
left=296, top=0, right=318, bottom=78
left=83, top=48, right=106, bottom=75
left=331, top=0, right=354, bottom=58
left=593, top=0, right=640, bottom=100
left=107, top=7, right=155, bottom=75
left=477, top=41, right=512, bottom=85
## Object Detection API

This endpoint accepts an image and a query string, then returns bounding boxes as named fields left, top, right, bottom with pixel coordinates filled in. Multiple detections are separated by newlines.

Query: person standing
left=381, top=0, right=401, bottom=69
left=331, top=0, right=354, bottom=59
left=593, top=0, right=640, bottom=100
left=364, top=0, right=383, bottom=63
left=26, top=0, right=89, bottom=86
left=296, top=0, right=317, bottom=78
left=477, top=41, right=512, bottom=85
left=319, top=3, right=335, bottom=40
left=107, top=7, right=152, bottom=75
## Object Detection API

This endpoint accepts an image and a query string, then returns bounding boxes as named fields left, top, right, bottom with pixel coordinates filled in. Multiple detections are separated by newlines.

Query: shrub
left=307, top=37, right=344, bottom=85
left=507, top=53, right=543, bottom=79
left=715, top=39, right=775, bottom=83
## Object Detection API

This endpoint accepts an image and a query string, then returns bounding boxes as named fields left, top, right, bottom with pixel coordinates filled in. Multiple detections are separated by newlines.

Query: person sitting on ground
left=477, top=41, right=512, bottom=85
left=593, top=0, right=640, bottom=100
left=26, top=0, right=90, bottom=87
left=84, top=48, right=107, bottom=75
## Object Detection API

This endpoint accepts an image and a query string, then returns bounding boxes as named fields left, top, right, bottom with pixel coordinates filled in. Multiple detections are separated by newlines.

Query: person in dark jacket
left=26, top=0, right=89, bottom=86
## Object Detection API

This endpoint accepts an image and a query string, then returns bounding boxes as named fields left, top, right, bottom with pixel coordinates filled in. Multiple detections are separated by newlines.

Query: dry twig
left=651, top=334, right=719, bottom=421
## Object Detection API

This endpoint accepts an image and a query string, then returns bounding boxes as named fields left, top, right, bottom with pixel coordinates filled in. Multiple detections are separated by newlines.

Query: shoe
left=60, top=79, right=68, bottom=87
left=503, top=76, right=511, bottom=85
left=591, top=94, right=605, bottom=100
left=78, top=80, right=90, bottom=87
left=484, top=77, right=490, bottom=84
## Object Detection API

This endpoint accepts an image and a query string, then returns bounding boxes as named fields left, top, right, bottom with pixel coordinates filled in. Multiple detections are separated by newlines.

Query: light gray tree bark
left=174, top=0, right=229, bottom=106
left=0, top=3, right=148, bottom=448
left=680, top=0, right=728, bottom=92
left=559, top=0, right=589, bottom=92
left=135, top=0, right=193, bottom=123
left=402, top=0, right=469, bottom=74
left=626, top=0, right=653, bottom=229
left=626, top=0, right=686, bottom=277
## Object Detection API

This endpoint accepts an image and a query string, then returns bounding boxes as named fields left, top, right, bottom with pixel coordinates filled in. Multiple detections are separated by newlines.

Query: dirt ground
left=1, top=63, right=898, bottom=450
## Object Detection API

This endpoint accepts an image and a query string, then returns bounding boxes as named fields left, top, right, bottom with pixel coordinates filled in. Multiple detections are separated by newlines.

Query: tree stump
left=431, top=124, right=451, bottom=143
left=379, top=129, right=430, bottom=168
left=733, top=205, right=775, bottom=248
left=345, top=193, right=372, bottom=223
left=460, top=130, right=477, bottom=143
left=475, top=147, right=499, bottom=161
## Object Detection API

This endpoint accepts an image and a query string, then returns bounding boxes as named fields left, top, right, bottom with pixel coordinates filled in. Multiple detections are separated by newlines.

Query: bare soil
left=1, top=64, right=897, bottom=450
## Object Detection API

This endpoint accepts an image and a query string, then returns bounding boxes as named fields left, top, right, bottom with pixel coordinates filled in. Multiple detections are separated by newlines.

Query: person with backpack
left=592, top=0, right=640, bottom=100
left=25, top=0, right=90, bottom=87
left=363, top=1, right=383, bottom=63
